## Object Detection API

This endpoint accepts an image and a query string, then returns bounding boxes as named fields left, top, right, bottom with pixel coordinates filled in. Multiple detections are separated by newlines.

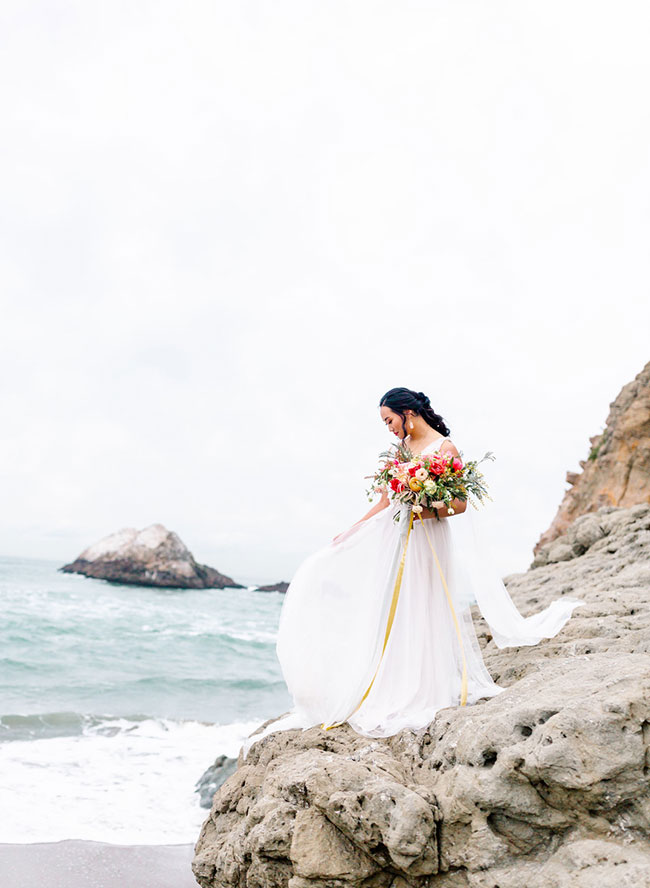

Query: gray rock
left=545, top=539, right=574, bottom=563
left=59, top=523, right=244, bottom=589
left=195, top=755, right=239, bottom=808
left=255, top=581, right=290, bottom=594
left=193, top=504, right=650, bottom=887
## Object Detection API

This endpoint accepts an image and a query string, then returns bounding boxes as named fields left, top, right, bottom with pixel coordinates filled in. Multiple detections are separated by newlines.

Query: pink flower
left=452, top=458, right=463, bottom=472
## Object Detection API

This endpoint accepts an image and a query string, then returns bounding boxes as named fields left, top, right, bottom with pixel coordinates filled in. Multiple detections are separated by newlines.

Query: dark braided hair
left=379, top=387, right=450, bottom=441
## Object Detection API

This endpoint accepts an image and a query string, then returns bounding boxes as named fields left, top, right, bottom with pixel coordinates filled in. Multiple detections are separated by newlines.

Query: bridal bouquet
left=366, top=440, right=495, bottom=521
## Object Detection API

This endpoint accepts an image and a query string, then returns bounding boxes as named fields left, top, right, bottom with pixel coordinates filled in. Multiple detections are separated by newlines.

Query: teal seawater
left=0, top=555, right=290, bottom=739
left=0, top=555, right=292, bottom=842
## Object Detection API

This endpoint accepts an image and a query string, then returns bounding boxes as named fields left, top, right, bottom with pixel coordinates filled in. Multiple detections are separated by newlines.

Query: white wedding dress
left=241, top=436, right=584, bottom=757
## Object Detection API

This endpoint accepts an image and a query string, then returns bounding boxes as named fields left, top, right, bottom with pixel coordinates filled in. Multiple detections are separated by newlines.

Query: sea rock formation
left=196, top=755, right=239, bottom=809
left=534, top=359, right=650, bottom=555
left=60, top=523, right=243, bottom=589
left=193, top=502, right=650, bottom=887
left=255, top=581, right=290, bottom=594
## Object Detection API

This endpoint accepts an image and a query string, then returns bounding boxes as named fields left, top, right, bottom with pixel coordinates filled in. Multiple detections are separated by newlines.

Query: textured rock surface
left=534, top=359, right=650, bottom=555
left=193, top=504, right=650, bottom=887
left=60, top=523, right=243, bottom=589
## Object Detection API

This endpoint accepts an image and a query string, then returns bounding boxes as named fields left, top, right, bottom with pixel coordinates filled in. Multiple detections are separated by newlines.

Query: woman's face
left=380, top=405, right=409, bottom=439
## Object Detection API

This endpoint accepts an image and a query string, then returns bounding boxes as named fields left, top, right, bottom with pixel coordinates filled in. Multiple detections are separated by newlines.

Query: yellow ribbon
left=415, top=512, right=468, bottom=707
left=321, top=509, right=415, bottom=730
left=321, top=508, right=467, bottom=732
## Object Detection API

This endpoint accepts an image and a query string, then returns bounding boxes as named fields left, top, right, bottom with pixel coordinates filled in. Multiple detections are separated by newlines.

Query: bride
left=241, top=388, right=584, bottom=756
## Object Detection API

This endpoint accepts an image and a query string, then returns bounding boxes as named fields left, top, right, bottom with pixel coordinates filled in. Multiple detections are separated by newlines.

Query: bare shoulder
left=440, top=438, right=460, bottom=458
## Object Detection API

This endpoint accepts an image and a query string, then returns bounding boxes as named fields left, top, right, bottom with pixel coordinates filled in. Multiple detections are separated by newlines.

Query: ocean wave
left=138, top=625, right=277, bottom=644
left=0, top=558, right=287, bottom=843
left=0, top=711, right=151, bottom=742
left=0, top=713, right=264, bottom=843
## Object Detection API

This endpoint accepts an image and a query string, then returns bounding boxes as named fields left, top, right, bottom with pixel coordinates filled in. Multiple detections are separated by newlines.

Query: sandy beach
left=0, top=840, right=197, bottom=888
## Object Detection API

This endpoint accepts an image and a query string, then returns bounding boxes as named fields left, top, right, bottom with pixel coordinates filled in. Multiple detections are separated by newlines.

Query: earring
left=408, top=421, right=414, bottom=430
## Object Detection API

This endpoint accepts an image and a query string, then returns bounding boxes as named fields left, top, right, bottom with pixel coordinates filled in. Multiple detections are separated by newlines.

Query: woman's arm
left=419, top=497, right=467, bottom=520
left=355, top=489, right=391, bottom=524
left=419, top=439, right=467, bottom=519
left=332, top=489, right=390, bottom=542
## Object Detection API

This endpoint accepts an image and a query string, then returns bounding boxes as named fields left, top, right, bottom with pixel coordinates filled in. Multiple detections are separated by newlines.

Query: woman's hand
left=422, top=498, right=467, bottom=519
left=417, top=499, right=468, bottom=520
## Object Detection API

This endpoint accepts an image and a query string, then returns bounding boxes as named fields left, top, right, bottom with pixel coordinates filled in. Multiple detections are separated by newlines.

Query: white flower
left=415, top=468, right=428, bottom=481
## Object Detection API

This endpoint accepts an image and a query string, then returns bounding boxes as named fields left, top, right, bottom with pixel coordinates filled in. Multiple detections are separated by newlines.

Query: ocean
left=0, top=555, right=290, bottom=844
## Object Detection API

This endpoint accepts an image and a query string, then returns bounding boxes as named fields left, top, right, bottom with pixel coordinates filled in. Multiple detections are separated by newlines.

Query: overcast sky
left=1, top=1, right=649, bottom=585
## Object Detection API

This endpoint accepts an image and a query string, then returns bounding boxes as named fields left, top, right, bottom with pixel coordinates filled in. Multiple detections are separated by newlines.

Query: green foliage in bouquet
left=366, top=439, right=495, bottom=522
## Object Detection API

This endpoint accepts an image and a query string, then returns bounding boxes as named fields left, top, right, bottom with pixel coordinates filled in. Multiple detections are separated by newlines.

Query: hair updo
left=379, top=387, right=450, bottom=440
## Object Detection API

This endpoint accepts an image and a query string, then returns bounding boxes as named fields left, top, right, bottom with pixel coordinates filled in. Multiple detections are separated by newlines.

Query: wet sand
left=0, top=840, right=197, bottom=888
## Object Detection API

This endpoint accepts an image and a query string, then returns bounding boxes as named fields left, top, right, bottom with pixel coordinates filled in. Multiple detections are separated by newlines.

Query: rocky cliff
left=534, top=359, right=650, bottom=555
left=193, top=503, right=650, bottom=887
left=60, top=523, right=243, bottom=589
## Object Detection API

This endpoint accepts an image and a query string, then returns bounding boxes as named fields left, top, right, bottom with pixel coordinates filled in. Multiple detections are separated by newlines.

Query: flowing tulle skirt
left=241, top=501, right=584, bottom=756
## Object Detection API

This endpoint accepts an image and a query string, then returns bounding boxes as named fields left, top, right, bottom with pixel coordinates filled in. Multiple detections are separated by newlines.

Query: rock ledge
left=193, top=504, right=650, bottom=887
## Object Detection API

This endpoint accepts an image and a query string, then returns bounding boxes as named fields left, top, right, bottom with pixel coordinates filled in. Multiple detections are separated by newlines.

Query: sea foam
left=0, top=714, right=260, bottom=843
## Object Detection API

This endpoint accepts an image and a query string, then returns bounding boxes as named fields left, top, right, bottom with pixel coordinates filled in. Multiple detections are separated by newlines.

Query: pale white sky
left=1, top=1, right=649, bottom=585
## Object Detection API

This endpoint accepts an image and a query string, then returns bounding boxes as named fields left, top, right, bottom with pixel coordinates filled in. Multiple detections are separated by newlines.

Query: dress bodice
left=414, top=435, right=447, bottom=456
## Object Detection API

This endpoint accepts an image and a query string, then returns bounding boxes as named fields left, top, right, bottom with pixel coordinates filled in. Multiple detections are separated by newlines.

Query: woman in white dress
left=241, top=388, right=584, bottom=756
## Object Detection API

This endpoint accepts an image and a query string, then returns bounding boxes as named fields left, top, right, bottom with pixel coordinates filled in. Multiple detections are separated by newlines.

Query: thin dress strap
left=421, top=436, right=447, bottom=455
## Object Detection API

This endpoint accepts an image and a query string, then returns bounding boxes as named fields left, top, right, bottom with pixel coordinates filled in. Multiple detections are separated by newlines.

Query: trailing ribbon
left=321, top=507, right=467, bottom=732
left=415, top=512, right=468, bottom=707
left=321, top=509, right=415, bottom=730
